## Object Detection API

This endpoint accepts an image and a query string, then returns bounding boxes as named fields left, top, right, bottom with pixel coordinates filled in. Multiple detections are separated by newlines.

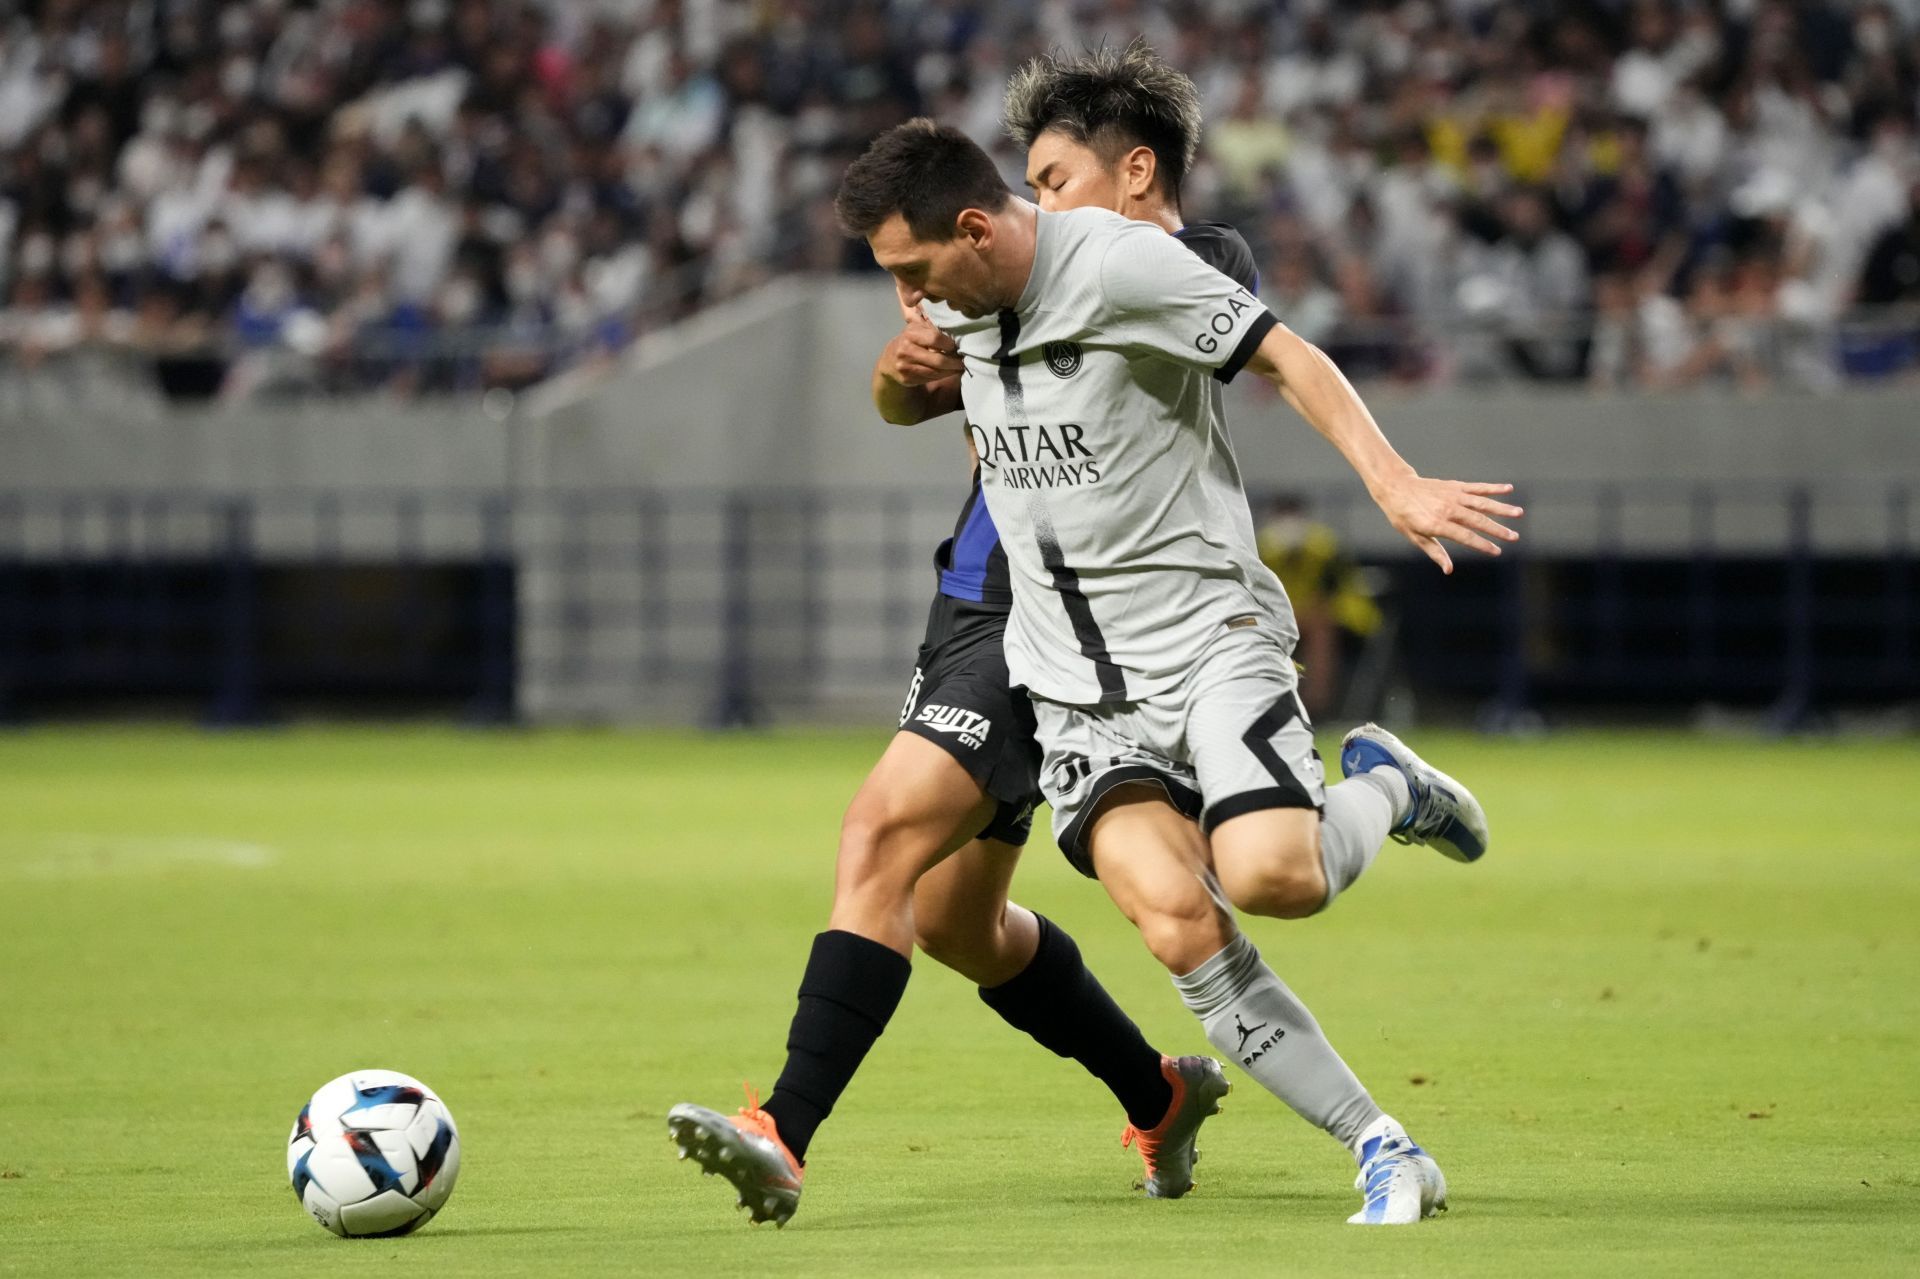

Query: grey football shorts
left=1033, top=627, right=1326, bottom=878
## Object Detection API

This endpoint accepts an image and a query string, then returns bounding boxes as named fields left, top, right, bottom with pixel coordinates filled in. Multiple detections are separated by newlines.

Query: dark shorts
left=897, top=592, right=1041, bottom=847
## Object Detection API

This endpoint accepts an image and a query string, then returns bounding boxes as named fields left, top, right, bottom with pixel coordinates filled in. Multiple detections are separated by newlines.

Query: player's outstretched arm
left=872, top=280, right=965, bottom=425
left=1244, top=326, right=1523, bottom=574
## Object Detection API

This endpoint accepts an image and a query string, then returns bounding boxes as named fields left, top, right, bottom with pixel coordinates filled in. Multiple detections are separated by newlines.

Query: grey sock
left=1362, top=763, right=1413, bottom=823
left=1318, top=772, right=1404, bottom=909
left=1171, top=933, right=1383, bottom=1152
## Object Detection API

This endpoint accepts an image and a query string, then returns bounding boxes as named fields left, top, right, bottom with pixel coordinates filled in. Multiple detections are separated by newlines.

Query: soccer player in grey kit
left=839, top=119, right=1524, bottom=1224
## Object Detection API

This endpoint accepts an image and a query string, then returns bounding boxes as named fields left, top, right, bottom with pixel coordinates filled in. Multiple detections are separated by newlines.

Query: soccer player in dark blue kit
left=669, top=44, right=1261, bottom=1227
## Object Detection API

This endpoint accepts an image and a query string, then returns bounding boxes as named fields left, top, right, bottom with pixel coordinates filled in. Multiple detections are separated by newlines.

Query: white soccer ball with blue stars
left=287, top=1069, right=461, bottom=1237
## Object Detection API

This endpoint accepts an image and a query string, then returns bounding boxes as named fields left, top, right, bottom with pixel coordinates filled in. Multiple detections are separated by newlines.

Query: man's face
left=867, top=212, right=998, bottom=318
left=1024, top=129, right=1126, bottom=215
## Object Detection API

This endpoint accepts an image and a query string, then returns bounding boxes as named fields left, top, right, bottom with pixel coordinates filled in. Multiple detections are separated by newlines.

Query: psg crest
left=1043, top=341, right=1082, bottom=378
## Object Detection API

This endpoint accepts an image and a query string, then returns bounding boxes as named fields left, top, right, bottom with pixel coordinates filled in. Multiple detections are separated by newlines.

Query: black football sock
left=977, top=914, right=1172, bottom=1130
left=760, top=929, right=911, bottom=1164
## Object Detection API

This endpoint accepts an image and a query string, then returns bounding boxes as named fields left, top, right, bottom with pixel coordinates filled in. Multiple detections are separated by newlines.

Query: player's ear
left=1123, top=145, right=1157, bottom=201
left=955, top=207, right=993, bottom=253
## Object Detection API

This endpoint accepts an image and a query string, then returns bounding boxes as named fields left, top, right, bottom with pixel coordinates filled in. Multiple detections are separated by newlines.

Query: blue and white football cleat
left=1347, top=1115, right=1447, bottom=1225
left=1339, top=723, right=1489, bottom=863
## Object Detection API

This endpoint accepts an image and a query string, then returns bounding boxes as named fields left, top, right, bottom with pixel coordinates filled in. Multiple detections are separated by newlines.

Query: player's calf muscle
left=908, top=837, right=1035, bottom=985
left=913, top=904, right=1014, bottom=982
left=911, top=883, right=994, bottom=968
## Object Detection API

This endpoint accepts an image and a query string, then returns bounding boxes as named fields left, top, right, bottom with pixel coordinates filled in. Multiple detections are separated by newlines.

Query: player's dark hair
left=835, top=118, right=1012, bottom=240
left=1003, top=39, right=1202, bottom=208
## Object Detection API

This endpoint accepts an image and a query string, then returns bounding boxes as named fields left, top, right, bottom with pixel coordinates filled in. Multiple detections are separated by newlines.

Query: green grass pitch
left=2, top=725, right=1916, bottom=1276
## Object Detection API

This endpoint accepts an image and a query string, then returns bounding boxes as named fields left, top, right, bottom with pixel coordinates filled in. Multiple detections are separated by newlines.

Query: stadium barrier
left=0, top=480, right=1910, bottom=728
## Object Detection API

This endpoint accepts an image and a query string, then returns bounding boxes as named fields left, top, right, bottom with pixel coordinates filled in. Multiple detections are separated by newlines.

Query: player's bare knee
left=1137, top=919, right=1217, bottom=974
left=1216, top=819, right=1328, bottom=919
left=1133, top=899, right=1234, bottom=974
left=1231, top=865, right=1327, bottom=918
left=835, top=795, right=921, bottom=897
left=1219, top=853, right=1327, bottom=920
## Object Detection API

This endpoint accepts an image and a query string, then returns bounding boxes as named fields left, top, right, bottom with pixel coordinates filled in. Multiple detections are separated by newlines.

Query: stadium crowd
left=2, top=0, right=1918, bottom=398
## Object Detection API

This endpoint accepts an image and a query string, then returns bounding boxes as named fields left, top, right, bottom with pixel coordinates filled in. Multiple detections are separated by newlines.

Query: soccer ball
left=287, top=1069, right=461, bottom=1237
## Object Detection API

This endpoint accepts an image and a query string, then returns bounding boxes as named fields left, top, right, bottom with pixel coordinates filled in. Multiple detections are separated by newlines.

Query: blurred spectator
left=1859, top=179, right=1920, bottom=305
left=1265, top=248, right=1341, bottom=347
left=1482, top=187, right=1590, bottom=379
left=1255, top=494, right=1382, bottom=719
left=1210, top=71, right=1291, bottom=201
left=1574, top=117, right=1683, bottom=278
left=1849, top=176, right=1920, bottom=376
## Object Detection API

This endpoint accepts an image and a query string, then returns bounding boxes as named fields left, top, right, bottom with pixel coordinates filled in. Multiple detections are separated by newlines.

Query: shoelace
left=733, top=1075, right=771, bottom=1129
left=1387, top=774, right=1439, bottom=845
left=1410, top=783, right=1459, bottom=841
left=734, top=1082, right=802, bottom=1178
left=734, top=1083, right=779, bottom=1140
left=1354, top=1137, right=1420, bottom=1190
left=1121, top=1123, right=1161, bottom=1179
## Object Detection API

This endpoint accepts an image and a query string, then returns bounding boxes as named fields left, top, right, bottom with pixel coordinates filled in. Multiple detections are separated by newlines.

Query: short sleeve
left=1097, top=224, right=1279, bottom=383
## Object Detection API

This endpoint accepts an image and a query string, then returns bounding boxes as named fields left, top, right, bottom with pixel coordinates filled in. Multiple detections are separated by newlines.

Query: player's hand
left=1375, top=476, right=1523, bottom=574
left=881, top=284, right=964, bottom=388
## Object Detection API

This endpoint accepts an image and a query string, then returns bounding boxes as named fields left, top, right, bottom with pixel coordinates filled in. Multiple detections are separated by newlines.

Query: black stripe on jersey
left=1215, top=310, right=1279, bottom=384
left=1031, top=505, right=1128, bottom=702
left=996, top=308, right=1128, bottom=704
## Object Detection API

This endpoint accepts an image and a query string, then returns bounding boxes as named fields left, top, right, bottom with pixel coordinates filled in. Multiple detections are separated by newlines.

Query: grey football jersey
left=924, top=206, right=1296, bottom=706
